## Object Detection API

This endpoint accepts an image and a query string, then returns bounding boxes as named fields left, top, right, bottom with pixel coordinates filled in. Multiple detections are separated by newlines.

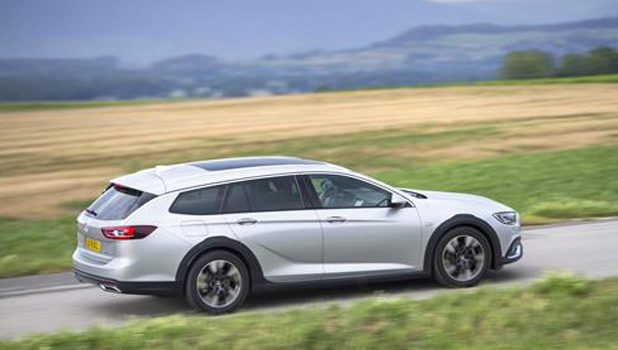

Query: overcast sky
left=1, top=0, right=616, bottom=63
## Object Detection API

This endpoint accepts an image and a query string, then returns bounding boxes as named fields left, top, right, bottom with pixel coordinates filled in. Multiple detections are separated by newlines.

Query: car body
left=73, top=156, right=522, bottom=313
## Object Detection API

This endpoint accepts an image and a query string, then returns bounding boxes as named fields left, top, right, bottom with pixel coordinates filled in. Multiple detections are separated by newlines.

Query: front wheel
left=185, top=250, right=250, bottom=314
left=433, top=227, right=491, bottom=288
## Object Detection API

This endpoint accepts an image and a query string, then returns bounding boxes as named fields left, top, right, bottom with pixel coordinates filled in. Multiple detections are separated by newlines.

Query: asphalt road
left=1, top=219, right=618, bottom=340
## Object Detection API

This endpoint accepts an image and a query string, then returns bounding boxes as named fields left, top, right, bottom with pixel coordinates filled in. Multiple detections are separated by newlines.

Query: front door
left=304, top=174, right=422, bottom=276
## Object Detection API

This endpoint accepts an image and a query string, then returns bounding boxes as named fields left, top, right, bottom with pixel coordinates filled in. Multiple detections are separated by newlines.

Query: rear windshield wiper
left=85, top=208, right=98, bottom=217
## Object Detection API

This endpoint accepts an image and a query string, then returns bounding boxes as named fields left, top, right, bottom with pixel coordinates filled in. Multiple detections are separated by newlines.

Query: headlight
left=493, top=211, right=518, bottom=225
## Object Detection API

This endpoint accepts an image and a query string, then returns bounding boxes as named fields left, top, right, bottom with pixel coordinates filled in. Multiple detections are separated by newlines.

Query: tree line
left=500, top=46, right=618, bottom=79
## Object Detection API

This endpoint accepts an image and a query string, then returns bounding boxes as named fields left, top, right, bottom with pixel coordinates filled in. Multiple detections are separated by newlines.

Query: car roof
left=191, top=157, right=323, bottom=171
left=110, top=156, right=351, bottom=195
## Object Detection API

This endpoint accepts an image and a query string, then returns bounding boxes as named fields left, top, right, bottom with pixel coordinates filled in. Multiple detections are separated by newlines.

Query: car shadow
left=92, top=267, right=528, bottom=318
left=244, top=268, right=527, bottom=311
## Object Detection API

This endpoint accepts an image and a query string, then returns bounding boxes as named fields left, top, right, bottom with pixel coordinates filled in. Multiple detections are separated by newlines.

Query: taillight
left=101, top=225, right=157, bottom=240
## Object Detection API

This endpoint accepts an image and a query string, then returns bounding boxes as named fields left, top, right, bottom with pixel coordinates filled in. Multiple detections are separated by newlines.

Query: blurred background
left=1, top=0, right=618, bottom=283
left=1, top=0, right=618, bottom=347
left=1, top=0, right=618, bottom=100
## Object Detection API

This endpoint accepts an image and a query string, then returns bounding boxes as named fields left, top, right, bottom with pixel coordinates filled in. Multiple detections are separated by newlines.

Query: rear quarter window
left=169, top=185, right=224, bottom=215
left=87, top=185, right=155, bottom=220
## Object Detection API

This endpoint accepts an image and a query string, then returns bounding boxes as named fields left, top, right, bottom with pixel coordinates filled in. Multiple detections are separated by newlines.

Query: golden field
left=1, top=84, right=618, bottom=218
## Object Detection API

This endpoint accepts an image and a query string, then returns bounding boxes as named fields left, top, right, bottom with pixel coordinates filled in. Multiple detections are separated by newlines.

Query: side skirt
left=251, top=270, right=431, bottom=293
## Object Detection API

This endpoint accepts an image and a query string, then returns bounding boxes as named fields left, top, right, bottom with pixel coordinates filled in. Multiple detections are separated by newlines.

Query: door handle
left=236, top=218, right=258, bottom=225
left=325, top=216, right=347, bottom=223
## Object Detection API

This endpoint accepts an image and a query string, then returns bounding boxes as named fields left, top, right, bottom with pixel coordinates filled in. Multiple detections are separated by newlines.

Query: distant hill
left=4, top=0, right=618, bottom=62
left=1, top=17, right=617, bottom=101
left=272, top=17, right=618, bottom=78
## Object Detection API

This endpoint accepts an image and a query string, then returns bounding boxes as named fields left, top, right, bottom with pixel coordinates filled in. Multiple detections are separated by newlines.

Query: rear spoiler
left=110, top=169, right=166, bottom=195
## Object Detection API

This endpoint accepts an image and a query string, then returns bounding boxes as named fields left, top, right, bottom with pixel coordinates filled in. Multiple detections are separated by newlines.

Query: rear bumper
left=73, top=268, right=177, bottom=296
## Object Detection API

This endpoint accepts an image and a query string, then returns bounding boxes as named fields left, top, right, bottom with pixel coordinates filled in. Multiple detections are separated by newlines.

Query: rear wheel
left=433, top=227, right=491, bottom=288
left=185, top=250, right=249, bottom=314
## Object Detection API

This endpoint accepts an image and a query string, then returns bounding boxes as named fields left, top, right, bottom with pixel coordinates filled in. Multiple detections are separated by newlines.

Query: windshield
left=86, top=184, right=155, bottom=220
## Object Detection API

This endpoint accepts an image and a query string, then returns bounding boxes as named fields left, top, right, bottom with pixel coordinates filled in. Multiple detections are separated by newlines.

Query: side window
left=169, top=185, right=224, bottom=215
left=307, top=174, right=391, bottom=209
left=222, top=182, right=250, bottom=214
left=243, top=176, right=304, bottom=212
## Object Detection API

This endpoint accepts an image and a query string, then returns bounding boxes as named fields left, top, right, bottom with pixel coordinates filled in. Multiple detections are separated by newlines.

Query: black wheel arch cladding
left=175, top=236, right=267, bottom=293
left=423, top=214, right=502, bottom=273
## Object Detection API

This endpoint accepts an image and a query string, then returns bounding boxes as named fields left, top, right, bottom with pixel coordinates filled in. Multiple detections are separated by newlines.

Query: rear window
left=86, top=185, right=156, bottom=220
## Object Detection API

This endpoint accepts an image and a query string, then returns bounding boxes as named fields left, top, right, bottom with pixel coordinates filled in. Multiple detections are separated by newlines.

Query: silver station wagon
left=73, top=157, right=523, bottom=313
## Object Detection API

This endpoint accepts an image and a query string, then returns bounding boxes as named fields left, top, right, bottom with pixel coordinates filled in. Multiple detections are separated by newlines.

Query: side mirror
left=389, top=193, right=407, bottom=208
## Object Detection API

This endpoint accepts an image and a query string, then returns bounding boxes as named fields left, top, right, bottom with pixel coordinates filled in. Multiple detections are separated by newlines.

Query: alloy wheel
left=441, top=235, right=486, bottom=282
left=196, top=259, right=242, bottom=308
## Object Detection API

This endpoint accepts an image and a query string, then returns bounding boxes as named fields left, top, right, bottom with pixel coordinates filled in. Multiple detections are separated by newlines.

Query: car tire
left=185, top=250, right=250, bottom=314
left=433, top=226, right=491, bottom=288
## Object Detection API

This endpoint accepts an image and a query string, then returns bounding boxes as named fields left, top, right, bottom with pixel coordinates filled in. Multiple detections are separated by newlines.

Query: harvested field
left=1, top=84, right=617, bottom=218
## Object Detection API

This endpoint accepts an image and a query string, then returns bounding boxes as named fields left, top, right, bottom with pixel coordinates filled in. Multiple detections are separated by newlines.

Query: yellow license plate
left=85, top=237, right=102, bottom=253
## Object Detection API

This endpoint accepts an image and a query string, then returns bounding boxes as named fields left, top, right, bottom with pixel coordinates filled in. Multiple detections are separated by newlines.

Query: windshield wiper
left=85, top=208, right=98, bottom=217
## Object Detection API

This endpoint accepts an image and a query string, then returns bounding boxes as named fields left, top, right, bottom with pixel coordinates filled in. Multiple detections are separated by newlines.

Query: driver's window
left=307, top=174, right=391, bottom=209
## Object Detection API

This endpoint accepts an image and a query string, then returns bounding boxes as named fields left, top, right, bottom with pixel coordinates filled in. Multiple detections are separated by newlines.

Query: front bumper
left=498, top=237, right=523, bottom=266
left=73, top=268, right=177, bottom=296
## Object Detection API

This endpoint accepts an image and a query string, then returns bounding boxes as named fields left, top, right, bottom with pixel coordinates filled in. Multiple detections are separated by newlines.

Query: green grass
left=0, top=216, right=76, bottom=277
left=2, top=274, right=617, bottom=350
left=430, top=73, right=618, bottom=87
left=319, top=74, right=618, bottom=93
left=376, top=145, right=618, bottom=224
left=2, top=144, right=617, bottom=278
left=0, top=98, right=195, bottom=113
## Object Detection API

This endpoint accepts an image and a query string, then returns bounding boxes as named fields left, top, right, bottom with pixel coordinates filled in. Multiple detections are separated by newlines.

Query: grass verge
left=1, top=274, right=617, bottom=349
left=0, top=216, right=76, bottom=277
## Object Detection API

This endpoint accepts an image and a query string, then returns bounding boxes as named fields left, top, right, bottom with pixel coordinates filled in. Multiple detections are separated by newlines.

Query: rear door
left=303, top=174, right=423, bottom=276
left=222, top=175, right=323, bottom=282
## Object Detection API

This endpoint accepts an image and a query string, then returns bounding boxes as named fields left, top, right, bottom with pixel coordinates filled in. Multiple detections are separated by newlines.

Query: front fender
left=423, top=214, right=503, bottom=273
